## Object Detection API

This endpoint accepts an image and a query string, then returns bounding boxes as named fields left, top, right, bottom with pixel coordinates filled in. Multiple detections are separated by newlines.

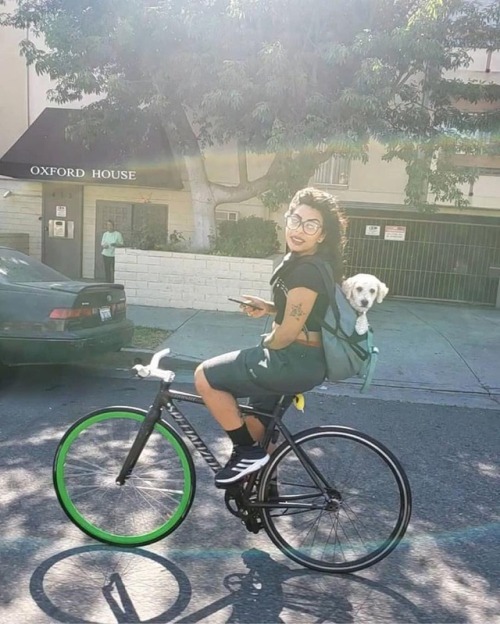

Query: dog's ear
left=342, top=276, right=356, bottom=301
left=376, top=280, right=389, bottom=303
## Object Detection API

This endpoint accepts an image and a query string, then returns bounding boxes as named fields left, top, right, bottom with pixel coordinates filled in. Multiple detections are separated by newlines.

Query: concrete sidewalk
left=120, top=300, right=500, bottom=410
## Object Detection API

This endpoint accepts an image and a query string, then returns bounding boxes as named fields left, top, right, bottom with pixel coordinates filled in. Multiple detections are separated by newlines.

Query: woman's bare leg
left=195, top=369, right=271, bottom=447
left=194, top=367, right=243, bottom=430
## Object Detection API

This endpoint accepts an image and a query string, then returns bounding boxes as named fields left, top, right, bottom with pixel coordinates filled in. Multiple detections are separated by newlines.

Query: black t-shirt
left=272, top=256, right=329, bottom=332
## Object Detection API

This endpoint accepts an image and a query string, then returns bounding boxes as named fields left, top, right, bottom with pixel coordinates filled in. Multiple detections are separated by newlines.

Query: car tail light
left=49, top=307, right=96, bottom=319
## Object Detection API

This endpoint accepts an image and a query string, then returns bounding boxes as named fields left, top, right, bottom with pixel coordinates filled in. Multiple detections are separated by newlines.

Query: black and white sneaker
left=215, top=445, right=269, bottom=486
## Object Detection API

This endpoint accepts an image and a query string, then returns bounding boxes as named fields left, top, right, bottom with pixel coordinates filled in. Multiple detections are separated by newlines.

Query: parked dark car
left=0, top=247, right=134, bottom=365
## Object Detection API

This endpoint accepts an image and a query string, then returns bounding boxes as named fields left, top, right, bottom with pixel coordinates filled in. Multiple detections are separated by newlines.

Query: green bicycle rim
left=54, top=410, right=193, bottom=546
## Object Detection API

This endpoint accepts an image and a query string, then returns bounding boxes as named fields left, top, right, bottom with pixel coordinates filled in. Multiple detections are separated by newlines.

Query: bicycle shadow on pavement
left=30, top=545, right=192, bottom=623
left=29, top=545, right=429, bottom=624
left=176, top=548, right=427, bottom=623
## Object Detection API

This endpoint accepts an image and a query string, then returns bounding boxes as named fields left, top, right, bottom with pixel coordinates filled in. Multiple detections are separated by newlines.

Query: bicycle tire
left=53, top=407, right=196, bottom=547
left=258, top=426, right=411, bottom=573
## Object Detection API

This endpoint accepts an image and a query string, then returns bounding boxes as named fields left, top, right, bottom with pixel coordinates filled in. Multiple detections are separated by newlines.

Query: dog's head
left=342, top=273, right=389, bottom=313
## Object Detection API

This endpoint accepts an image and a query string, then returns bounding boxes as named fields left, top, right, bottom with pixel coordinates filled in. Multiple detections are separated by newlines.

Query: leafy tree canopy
left=1, top=0, right=499, bottom=244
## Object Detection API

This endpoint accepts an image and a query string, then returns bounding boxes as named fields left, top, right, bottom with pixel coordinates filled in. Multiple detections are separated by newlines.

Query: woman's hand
left=240, top=295, right=274, bottom=319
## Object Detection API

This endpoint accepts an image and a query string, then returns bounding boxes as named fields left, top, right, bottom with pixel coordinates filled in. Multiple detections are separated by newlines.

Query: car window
left=0, top=249, right=71, bottom=283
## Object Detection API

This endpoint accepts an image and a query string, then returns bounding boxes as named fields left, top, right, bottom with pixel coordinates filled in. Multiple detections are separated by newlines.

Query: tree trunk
left=159, top=103, right=218, bottom=251
left=165, top=103, right=337, bottom=250
left=191, top=190, right=217, bottom=251
left=182, top=155, right=217, bottom=251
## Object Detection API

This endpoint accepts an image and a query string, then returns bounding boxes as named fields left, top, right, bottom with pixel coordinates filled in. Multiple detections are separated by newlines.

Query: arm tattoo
left=290, top=303, right=306, bottom=320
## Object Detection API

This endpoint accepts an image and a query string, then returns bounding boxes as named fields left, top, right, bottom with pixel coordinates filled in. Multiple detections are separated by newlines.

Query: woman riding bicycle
left=195, top=187, right=347, bottom=486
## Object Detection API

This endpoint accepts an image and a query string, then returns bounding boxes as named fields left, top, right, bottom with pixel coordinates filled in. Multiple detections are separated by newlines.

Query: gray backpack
left=298, top=257, right=379, bottom=393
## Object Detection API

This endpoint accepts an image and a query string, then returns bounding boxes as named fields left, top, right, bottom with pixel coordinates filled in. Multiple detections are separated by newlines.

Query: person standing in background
left=101, top=220, right=124, bottom=283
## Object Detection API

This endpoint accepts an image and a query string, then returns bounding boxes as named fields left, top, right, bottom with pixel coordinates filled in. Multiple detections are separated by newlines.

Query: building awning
left=0, top=107, right=183, bottom=189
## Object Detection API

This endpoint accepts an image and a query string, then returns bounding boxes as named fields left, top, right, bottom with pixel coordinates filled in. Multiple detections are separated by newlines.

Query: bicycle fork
left=115, top=399, right=163, bottom=486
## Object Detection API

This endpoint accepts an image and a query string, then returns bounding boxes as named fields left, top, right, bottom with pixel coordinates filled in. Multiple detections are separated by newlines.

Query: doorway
left=42, top=184, right=83, bottom=278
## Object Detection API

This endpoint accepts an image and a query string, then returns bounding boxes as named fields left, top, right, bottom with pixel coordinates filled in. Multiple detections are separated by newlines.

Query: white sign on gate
left=365, top=225, right=381, bottom=236
left=384, top=225, right=406, bottom=241
left=56, top=205, right=67, bottom=217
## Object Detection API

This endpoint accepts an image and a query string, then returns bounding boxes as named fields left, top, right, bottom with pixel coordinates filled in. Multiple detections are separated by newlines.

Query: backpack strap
left=270, top=252, right=294, bottom=286
left=299, top=256, right=371, bottom=360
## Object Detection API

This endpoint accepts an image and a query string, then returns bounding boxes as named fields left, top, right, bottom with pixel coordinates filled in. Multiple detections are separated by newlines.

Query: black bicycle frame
left=115, top=380, right=334, bottom=506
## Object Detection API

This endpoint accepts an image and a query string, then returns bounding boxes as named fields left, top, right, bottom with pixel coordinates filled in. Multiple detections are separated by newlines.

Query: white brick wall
left=115, top=248, right=280, bottom=310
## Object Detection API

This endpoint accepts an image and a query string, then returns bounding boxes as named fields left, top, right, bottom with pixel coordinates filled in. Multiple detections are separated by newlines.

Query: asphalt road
left=0, top=365, right=499, bottom=623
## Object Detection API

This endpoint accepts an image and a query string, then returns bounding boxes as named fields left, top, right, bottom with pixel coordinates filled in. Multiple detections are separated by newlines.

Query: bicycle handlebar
left=150, top=347, right=172, bottom=370
left=132, top=347, right=176, bottom=383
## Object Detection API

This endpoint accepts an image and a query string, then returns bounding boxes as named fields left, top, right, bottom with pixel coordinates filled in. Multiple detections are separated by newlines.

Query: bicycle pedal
left=215, top=481, right=241, bottom=494
left=243, top=514, right=263, bottom=534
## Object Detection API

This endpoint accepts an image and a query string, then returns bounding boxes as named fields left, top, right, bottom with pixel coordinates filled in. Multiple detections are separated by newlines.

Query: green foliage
left=402, top=153, right=477, bottom=212
left=260, top=140, right=367, bottom=212
left=2, top=0, right=499, bottom=218
left=129, top=326, right=171, bottom=349
left=260, top=154, right=317, bottom=213
left=212, top=217, right=280, bottom=258
left=128, top=226, right=187, bottom=252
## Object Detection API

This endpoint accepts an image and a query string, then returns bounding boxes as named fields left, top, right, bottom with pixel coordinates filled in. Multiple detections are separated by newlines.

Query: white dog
left=342, top=273, right=389, bottom=335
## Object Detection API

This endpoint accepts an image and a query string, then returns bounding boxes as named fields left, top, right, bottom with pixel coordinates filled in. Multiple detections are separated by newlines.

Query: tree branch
left=211, top=146, right=336, bottom=206
left=211, top=152, right=287, bottom=205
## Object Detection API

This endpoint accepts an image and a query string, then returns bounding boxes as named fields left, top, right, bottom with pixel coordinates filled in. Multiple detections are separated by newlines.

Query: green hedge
left=213, top=216, right=280, bottom=258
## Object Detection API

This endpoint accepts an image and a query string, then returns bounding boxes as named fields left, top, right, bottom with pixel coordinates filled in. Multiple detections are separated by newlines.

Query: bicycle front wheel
left=258, top=426, right=411, bottom=573
left=53, top=407, right=196, bottom=547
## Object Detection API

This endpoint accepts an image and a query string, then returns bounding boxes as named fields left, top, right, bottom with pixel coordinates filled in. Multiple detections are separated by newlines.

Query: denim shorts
left=202, top=341, right=326, bottom=399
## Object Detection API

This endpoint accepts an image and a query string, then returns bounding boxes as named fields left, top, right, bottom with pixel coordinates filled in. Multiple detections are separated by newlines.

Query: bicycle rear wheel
left=258, top=426, right=411, bottom=573
left=53, top=407, right=195, bottom=547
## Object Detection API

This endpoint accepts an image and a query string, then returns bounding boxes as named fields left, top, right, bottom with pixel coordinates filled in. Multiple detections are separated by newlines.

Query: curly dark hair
left=288, top=187, right=348, bottom=283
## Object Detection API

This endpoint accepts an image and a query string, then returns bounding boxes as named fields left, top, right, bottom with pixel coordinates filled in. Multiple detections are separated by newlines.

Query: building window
left=312, top=157, right=350, bottom=187
left=216, top=210, right=239, bottom=223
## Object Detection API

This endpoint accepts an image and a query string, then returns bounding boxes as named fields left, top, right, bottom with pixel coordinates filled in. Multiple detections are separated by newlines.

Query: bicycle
left=53, top=347, right=412, bottom=574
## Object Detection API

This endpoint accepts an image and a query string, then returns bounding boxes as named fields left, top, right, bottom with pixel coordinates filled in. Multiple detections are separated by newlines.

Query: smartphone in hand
left=228, top=297, right=262, bottom=310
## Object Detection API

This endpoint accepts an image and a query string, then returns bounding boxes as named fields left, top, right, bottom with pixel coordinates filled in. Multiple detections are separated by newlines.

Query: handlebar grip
left=133, top=348, right=175, bottom=383
left=134, top=365, right=151, bottom=378
left=149, top=347, right=171, bottom=370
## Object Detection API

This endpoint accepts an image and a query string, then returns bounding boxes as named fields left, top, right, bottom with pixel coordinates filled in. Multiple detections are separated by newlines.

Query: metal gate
left=345, top=214, right=500, bottom=305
